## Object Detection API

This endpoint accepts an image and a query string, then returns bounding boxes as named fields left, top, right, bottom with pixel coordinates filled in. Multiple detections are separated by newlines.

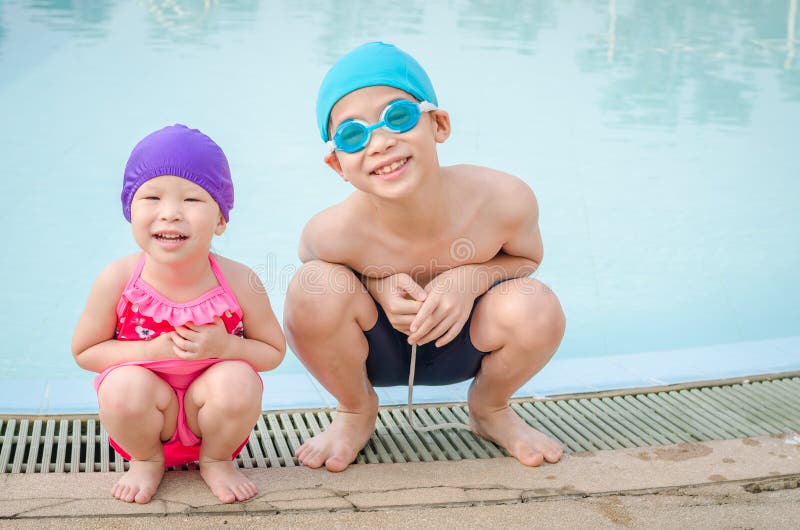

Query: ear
left=324, top=152, right=349, bottom=182
left=431, top=110, right=451, bottom=143
left=215, top=214, right=227, bottom=236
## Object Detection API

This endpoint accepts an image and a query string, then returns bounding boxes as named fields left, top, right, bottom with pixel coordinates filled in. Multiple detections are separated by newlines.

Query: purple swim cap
left=121, top=124, right=234, bottom=222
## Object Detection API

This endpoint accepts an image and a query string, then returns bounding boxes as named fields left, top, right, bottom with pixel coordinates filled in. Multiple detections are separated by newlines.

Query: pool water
left=0, top=1, right=798, bottom=411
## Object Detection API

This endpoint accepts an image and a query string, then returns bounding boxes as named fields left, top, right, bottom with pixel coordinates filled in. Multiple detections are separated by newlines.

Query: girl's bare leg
left=185, top=360, right=263, bottom=503
left=98, top=366, right=178, bottom=503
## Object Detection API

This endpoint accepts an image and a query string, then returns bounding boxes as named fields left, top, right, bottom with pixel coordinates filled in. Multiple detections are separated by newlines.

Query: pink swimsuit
left=94, top=254, right=257, bottom=467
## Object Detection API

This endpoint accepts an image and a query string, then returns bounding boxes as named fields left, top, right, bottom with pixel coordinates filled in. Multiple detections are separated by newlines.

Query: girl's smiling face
left=130, top=175, right=226, bottom=263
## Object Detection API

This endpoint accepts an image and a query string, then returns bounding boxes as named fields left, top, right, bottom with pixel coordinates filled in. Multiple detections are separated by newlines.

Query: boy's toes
left=544, top=446, right=563, bottom=463
left=325, top=455, right=350, bottom=473
left=301, top=449, right=325, bottom=468
left=517, top=450, right=544, bottom=468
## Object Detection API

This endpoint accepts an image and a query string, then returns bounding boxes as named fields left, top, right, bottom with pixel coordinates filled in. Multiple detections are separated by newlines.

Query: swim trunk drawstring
left=406, top=344, right=472, bottom=432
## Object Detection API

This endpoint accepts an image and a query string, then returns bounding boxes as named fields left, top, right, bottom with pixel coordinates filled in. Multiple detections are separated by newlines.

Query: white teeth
left=157, top=234, right=185, bottom=239
left=375, top=158, right=407, bottom=175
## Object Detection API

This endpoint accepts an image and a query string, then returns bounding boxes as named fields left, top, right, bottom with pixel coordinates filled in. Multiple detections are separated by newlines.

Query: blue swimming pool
left=1, top=0, right=798, bottom=412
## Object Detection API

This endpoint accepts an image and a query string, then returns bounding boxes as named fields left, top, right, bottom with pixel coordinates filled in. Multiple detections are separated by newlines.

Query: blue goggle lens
left=332, top=100, right=424, bottom=153
left=384, top=100, right=420, bottom=132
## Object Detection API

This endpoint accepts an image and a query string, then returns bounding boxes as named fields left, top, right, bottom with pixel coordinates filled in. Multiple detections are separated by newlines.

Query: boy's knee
left=285, top=260, right=363, bottom=329
left=496, top=279, right=566, bottom=348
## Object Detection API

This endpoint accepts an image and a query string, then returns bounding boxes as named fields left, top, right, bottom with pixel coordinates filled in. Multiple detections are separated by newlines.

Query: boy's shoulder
left=299, top=197, right=366, bottom=263
left=447, top=163, right=532, bottom=192
left=445, top=164, right=538, bottom=222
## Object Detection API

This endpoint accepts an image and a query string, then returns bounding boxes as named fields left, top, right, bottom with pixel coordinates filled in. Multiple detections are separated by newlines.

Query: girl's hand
left=407, top=268, right=479, bottom=348
left=367, top=273, right=427, bottom=335
left=171, top=317, right=233, bottom=360
left=144, top=331, right=181, bottom=360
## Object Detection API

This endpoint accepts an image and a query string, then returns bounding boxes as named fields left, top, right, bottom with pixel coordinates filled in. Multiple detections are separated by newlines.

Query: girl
left=72, top=124, right=286, bottom=505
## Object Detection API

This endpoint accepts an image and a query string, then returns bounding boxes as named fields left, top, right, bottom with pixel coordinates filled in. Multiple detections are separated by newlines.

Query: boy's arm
left=298, top=206, right=354, bottom=265
left=455, top=186, right=542, bottom=296
left=298, top=209, right=330, bottom=263
left=300, top=208, right=428, bottom=335
left=71, top=259, right=176, bottom=373
left=298, top=224, right=317, bottom=263
left=408, top=178, right=543, bottom=346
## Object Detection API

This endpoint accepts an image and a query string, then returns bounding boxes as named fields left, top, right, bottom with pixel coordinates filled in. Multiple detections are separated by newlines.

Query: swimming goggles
left=327, top=99, right=437, bottom=154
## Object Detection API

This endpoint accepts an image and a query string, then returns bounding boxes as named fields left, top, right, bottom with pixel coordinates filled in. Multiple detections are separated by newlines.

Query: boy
left=284, top=42, right=565, bottom=472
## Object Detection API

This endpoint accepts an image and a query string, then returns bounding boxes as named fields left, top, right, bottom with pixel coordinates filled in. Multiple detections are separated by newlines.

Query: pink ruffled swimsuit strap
left=208, top=254, right=239, bottom=310
left=114, top=255, right=147, bottom=318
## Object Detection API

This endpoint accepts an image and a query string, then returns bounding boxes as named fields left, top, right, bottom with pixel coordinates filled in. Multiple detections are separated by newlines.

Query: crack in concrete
left=743, top=475, right=800, bottom=493
left=330, top=489, right=359, bottom=511
left=4, top=498, right=76, bottom=518
left=5, top=474, right=800, bottom=520
left=339, top=472, right=800, bottom=511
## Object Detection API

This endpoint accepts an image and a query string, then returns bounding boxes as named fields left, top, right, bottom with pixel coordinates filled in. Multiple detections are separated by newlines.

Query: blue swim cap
left=316, top=42, right=438, bottom=142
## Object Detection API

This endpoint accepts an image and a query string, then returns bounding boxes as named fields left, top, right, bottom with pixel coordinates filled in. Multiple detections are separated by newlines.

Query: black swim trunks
left=363, top=291, right=494, bottom=387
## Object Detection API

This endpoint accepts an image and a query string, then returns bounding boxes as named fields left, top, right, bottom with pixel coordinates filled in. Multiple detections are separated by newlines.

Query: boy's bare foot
left=199, top=458, right=257, bottom=503
left=470, top=405, right=563, bottom=466
left=295, top=398, right=378, bottom=472
left=111, top=458, right=165, bottom=504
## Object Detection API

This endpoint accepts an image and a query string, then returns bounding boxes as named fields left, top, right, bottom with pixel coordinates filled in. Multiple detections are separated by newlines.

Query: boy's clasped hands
left=368, top=269, right=480, bottom=348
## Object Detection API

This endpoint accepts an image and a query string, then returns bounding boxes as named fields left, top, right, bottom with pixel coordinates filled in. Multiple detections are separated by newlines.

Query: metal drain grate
left=2, top=374, right=799, bottom=473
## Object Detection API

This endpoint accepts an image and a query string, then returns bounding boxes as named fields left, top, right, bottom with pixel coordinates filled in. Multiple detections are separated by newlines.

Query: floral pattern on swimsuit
left=116, top=304, right=244, bottom=341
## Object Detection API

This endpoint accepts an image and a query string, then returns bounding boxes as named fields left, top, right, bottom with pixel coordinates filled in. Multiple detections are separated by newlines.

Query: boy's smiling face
left=325, top=85, right=450, bottom=199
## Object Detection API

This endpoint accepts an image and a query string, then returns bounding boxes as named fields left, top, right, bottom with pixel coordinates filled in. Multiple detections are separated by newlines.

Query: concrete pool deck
left=1, top=433, right=798, bottom=528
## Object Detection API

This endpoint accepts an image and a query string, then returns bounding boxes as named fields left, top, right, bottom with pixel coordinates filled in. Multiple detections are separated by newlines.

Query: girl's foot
left=199, top=458, right=257, bottom=503
left=111, top=458, right=165, bottom=504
